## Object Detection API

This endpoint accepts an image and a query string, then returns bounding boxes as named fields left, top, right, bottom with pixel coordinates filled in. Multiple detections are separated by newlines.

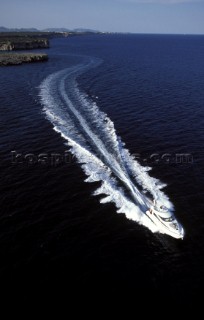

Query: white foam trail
left=39, top=56, right=173, bottom=234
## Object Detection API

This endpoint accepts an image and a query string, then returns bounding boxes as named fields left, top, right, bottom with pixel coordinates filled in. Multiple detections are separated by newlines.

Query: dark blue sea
left=1, top=34, right=204, bottom=307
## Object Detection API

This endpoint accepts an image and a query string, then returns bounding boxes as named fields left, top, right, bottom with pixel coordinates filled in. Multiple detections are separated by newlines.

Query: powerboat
left=146, top=200, right=184, bottom=239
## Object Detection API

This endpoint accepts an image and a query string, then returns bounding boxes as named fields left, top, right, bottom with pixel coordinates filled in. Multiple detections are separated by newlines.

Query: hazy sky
left=1, top=0, right=204, bottom=34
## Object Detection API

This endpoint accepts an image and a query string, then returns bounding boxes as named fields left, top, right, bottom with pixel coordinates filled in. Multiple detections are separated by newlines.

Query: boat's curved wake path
left=39, top=56, right=174, bottom=234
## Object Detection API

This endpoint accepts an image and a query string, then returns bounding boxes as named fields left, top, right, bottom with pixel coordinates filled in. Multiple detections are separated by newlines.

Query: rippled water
left=0, top=34, right=204, bottom=306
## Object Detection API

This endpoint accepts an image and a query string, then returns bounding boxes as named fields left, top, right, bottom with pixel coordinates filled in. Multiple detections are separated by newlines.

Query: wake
left=39, top=56, right=173, bottom=234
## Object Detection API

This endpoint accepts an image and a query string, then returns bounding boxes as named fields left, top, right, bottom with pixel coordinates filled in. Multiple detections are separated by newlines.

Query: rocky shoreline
left=0, top=52, right=48, bottom=66
left=0, top=38, right=49, bottom=51
left=0, top=32, right=50, bottom=66
left=0, top=30, right=100, bottom=66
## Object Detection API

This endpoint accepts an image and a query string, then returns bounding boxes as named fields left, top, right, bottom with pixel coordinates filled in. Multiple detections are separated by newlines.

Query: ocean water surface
left=0, top=34, right=204, bottom=305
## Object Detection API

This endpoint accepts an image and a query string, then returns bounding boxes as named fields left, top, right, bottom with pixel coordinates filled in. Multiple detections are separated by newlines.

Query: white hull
left=146, top=210, right=184, bottom=239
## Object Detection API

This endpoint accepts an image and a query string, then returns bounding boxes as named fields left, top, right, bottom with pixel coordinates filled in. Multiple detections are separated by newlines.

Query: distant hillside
left=42, top=28, right=71, bottom=32
left=0, top=27, right=9, bottom=32
left=0, top=26, right=39, bottom=32
left=43, top=27, right=100, bottom=33
left=73, top=28, right=100, bottom=33
left=0, top=26, right=101, bottom=34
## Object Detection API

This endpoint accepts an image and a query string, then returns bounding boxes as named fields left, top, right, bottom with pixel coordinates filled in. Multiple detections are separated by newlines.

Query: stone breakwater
left=0, top=53, right=48, bottom=66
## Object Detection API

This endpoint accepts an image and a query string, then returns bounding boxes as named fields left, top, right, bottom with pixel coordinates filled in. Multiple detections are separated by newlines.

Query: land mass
left=0, top=26, right=100, bottom=34
left=0, top=29, right=103, bottom=66
left=0, top=37, right=49, bottom=51
left=0, top=52, right=48, bottom=66
left=0, top=32, right=52, bottom=66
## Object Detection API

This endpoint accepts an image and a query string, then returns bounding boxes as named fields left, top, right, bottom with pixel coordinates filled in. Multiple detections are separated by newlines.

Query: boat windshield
left=160, top=216, right=174, bottom=222
left=154, top=204, right=169, bottom=212
left=159, top=205, right=168, bottom=211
